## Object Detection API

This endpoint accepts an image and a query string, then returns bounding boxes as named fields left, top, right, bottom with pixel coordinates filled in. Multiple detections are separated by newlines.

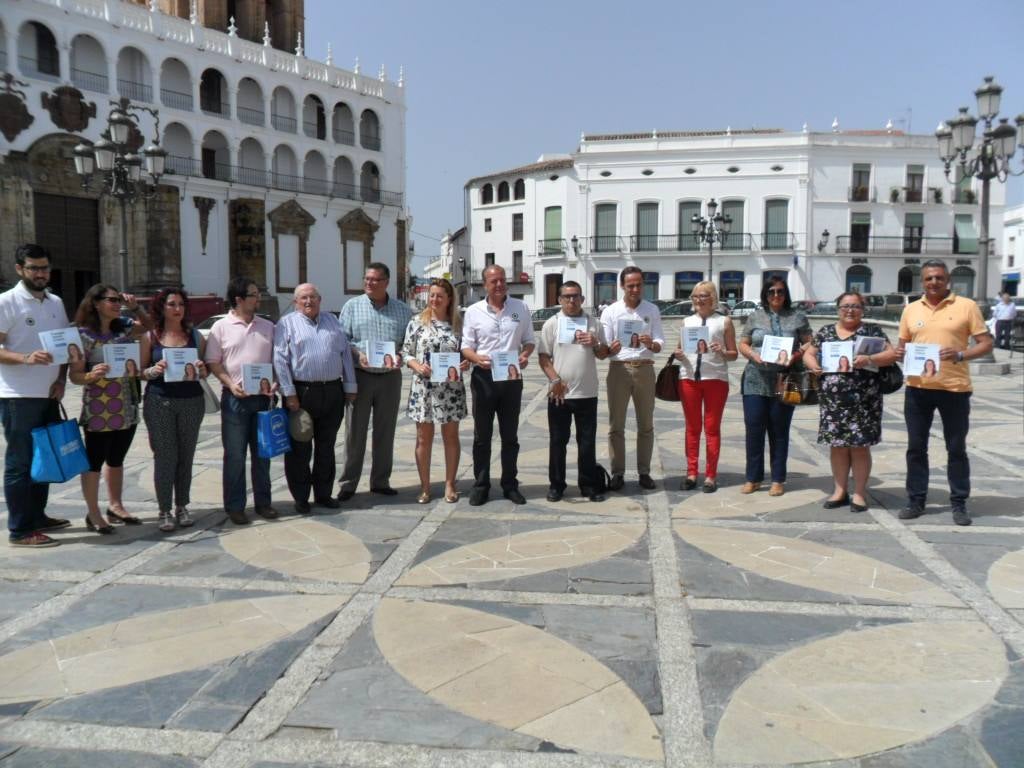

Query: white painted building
left=461, top=128, right=1003, bottom=310
left=1003, top=203, right=1024, bottom=295
left=0, top=0, right=408, bottom=317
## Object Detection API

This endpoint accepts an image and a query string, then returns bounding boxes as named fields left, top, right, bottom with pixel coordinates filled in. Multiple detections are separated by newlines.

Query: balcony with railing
left=629, top=233, right=754, bottom=252
left=333, top=127, right=355, bottom=145
left=588, top=235, right=626, bottom=253
left=835, top=235, right=960, bottom=255
left=163, top=155, right=403, bottom=206
left=118, top=78, right=153, bottom=103
left=760, top=232, right=798, bottom=250
left=237, top=105, right=264, bottom=126
left=953, top=188, right=977, bottom=204
left=537, top=238, right=567, bottom=255
left=19, top=55, right=60, bottom=81
left=200, top=100, right=230, bottom=118
left=848, top=185, right=877, bottom=202
left=160, top=87, right=193, bottom=111
left=271, top=113, right=297, bottom=133
left=71, top=68, right=109, bottom=93
left=362, top=134, right=382, bottom=151
left=303, top=120, right=326, bottom=140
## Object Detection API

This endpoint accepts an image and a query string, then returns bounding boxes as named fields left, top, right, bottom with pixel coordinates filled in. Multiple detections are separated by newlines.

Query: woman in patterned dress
left=802, top=291, right=897, bottom=512
left=402, top=279, right=469, bottom=504
left=68, top=284, right=150, bottom=534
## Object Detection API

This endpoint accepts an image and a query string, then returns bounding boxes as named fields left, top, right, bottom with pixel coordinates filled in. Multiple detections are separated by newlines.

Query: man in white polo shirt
left=0, top=245, right=71, bottom=547
left=462, top=265, right=535, bottom=506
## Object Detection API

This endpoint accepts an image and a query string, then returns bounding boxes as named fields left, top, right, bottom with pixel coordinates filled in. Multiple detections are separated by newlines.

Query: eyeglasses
left=692, top=294, right=712, bottom=301
left=99, top=296, right=122, bottom=304
left=839, top=304, right=864, bottom=312
left=21, top=265, right=51, bottom=273
left=766, top=289, right=786, bottom=296
left=559, top=294, right=583, bottom=301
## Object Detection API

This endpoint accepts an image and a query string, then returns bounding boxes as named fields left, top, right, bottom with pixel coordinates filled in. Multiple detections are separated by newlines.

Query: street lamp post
left=935, top=76, right=1024, bottom=304
left=690, top=198, right=732, bottom=285
left=72, top=96, right=168, bottom=289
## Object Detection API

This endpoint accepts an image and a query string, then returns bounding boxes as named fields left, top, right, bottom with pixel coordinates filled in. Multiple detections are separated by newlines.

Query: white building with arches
left=0, top=0, right=408, bottom=316
left=458, top=129, right=1003, bottom=310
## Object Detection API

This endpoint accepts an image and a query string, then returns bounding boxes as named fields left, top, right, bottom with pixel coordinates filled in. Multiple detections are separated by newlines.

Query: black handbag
left=877, top=364, right=904, bottom=395
left=655, top=355, right=681, bottom=401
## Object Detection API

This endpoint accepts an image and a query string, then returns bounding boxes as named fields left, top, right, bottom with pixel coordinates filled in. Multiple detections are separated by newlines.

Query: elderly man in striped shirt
left=274, top=283, right=357, bottom=514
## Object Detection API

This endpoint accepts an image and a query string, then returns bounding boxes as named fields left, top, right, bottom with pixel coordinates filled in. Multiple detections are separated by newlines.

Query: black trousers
left=995, top=319, right=1013, bottom=350
left=904, top=386, right=970, bottom=506
left=470, top=367, right=522, bottom=492
left=285, top=380, right=345, bottom=503
left=548, top=396, right=598, bottom=495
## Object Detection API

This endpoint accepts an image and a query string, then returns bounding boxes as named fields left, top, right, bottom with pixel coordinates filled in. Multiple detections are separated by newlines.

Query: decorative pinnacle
left=354, top=56, right=360, bottom=74
left=296, top=32, right=304, bottom=58
left=378, top=64, right=386, bottom=82
left=262, top=21, right=271, bottom=46
left=189, top=0, right=198, bottom=24
left=227, top=16, right=237, bottom=37
left=831, top=117, right=840, bottom=132
left=326, top=43, right=333, bottom=66
left=802, top=122, right=808, bottom=133
left=398, top=65, right=404, bottom=87
left=885, top=118, right=893, bottom=133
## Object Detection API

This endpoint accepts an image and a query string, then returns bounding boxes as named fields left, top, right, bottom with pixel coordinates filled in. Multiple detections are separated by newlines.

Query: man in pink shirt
left=205, top=277, right=277, bottom=525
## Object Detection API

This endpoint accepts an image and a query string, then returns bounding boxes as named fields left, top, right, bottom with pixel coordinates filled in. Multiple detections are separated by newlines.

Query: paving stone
left=0, top=747, right=199, bottom=767
left=0, top=582, right=73, bottom=623
left=167, top=701, right=248, bottom=732
left=978, top=707, right=1024, bottom=768
left=859, top=725, right=997, bottom=768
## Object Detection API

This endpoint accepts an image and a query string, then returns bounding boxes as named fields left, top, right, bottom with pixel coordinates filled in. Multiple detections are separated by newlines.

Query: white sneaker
left=175, top=507, right=194, bottom=528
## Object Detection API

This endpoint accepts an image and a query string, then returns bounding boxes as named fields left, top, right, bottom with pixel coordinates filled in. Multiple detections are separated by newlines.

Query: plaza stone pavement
left=0, top=348, right=1023, bottom=768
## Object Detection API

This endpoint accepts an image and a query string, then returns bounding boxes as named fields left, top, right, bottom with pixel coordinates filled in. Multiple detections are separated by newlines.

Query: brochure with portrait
left=242, top=363, right=274, bottom=395
left=853, top=336, right=886, bottom=372
left=682, top=326, right=710, bottom=355
left=760, top=335, right=794, bottom=365
left=617, top=318, right=645, bottom=348
left=558, top=314, right=589, bottom=344
left=163, top=347, right=200, bottom=383
left=822, top=341, right=855, bottom=373
left=368, top=340, right=398, bottom=369
left=490, top=351, right=519, bottom=382
left=904, top=343, right=941, bottom=377
left=101, top=343, right=141, bottom=378
left=38, top=327, right=83, bottom=365
left=430, top=352, right=462, bottom=384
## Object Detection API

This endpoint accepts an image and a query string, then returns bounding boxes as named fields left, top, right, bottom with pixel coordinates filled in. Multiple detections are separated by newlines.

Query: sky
left=306, top=0, right=1024, bottom=270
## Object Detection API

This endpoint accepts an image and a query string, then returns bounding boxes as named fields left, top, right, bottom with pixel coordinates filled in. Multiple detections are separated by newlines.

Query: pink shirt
left=204, top=311, right=275, bottom=387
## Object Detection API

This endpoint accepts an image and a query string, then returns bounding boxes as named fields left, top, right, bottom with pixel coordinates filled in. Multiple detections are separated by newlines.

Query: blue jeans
left=1, top=397, right=59, bottom=540
left=743, top=394, right=795, bottom=484
left=904, top=387, right=971, bottom=506
left=221, top=392, right=271, bottom=512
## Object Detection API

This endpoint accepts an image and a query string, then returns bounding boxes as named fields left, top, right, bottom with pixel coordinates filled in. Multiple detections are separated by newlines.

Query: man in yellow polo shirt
left=896, top=260, right=992, bottom=526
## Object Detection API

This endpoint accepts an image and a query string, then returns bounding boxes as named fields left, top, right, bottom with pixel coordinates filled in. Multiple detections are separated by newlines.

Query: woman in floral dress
left=402, top=279, right=469, bottom=503
left=802, top=291, right=897, bottom=512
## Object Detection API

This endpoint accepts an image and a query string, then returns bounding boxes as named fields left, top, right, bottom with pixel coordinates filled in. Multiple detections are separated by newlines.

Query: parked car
left=807, top=301, right=838, bottom=316
left=196, top=313, right=274, bottom=340
left=792, top=300, right=817, bottom=313
left=661, top=301, right=694, bottom=317
left=651, top=299, right=678, bottom=311
left=730, top=300, right=760, bottom=318
left=531, top=305, right=560, bottom=330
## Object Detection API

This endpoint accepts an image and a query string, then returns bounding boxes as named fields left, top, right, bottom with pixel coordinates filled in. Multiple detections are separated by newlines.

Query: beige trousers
left=606, top=362, right=655, bottom=476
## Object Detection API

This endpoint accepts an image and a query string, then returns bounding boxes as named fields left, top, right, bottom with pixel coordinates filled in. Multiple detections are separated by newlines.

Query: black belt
left=294, top=379, right=342, bottom=386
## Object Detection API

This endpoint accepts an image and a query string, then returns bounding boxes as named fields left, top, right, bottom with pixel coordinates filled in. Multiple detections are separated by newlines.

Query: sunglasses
left=766, top=289, right=786, bottom=296
left=99, top=296, right=122, bottom=304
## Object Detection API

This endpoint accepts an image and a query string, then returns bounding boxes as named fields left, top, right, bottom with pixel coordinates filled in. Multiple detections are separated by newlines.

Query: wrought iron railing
left=333, top=127, right=355, bottom=145
left=835, top=235, right=960, bottom=254
left=303, top=120, right=326, bottom=139
left=237, top=106, right=264, bottom=126
left=271, top=113, right=297, bottom=132
left=848, top=185, right=876, bottom=202
left=361, top=134, right=381, bottom=151
left=537, top=238, right=566, bottom=255
left=117, top=78, right=153, bottom=103
left=160, top=87, right=193, bottom=111
left=19, top=55, right=60, bottom=81
left=71, top=68, right=108, bottom=93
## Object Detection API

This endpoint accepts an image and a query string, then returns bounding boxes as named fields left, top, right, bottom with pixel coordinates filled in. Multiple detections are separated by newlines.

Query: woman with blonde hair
left=673, top=281, right=738, bottom=492
left=402, top=279, right=470, bottom=503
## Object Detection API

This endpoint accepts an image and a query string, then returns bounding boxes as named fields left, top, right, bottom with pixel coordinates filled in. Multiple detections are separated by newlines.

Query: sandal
left=175, top=507, right=194, bottom=527
left=107, top=507, right=142, bottom=525
left=158, top=511, right=176, bottom=533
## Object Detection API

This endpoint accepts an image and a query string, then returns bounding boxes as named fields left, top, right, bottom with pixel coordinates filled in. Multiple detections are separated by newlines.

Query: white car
left=730, top=300, right=760, bottom=319
left=195, top=313, right=274, bottom=340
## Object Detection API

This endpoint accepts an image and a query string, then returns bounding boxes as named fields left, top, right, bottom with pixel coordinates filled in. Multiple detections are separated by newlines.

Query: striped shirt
left=273, top=309, right=357, bottom=396
left=338, top=293, right=413, bottom=370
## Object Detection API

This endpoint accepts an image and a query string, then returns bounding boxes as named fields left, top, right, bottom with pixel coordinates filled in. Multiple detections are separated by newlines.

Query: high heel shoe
left=106, top=507, right=142, bottom=525
left=85, top=515, right=115, bottom=535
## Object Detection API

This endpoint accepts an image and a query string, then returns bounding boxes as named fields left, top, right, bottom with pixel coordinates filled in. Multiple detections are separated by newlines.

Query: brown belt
left=611, top=359, right=654, bottom=368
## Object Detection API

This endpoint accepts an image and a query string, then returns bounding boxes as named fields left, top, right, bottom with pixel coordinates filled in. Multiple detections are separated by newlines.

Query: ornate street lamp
left=690, top=198, right=732, bottom=285
left=936, top=76, right=1023, bottom=304
left=73, top=96, right=168, bottom=289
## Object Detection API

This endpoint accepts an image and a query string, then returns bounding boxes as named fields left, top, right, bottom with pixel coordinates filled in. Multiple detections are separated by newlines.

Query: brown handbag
left=655, top=354, right=681, bottom=401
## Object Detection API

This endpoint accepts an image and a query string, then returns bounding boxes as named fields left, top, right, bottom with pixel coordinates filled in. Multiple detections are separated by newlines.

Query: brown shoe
left=768, top=482, right=785, bottom=497
left=740, top=482, right=761, bottom=494
left=226, top=509, right=250, bottom=525
left=255, top=505, right=279, bottom=520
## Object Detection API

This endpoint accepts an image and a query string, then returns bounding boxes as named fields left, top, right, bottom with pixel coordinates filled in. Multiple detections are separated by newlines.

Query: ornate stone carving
left=338, top=208, right=379, bottom=294
left=229, top=198, right=266, bottom=286
left=40, top=85, right=96, bottom=133
left=0, top=74, right=35, bottom=142
left=194, top=196, right=216, bottom=254
left=268, top=199, right=315, bottom=291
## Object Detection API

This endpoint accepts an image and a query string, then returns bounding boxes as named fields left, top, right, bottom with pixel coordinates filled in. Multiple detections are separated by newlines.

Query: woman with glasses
left=802, top=291, right=896, bottom=512
left=139, top=288, right=209, bottom=532
left=68, top=285, right=150, bottom=534
left=673, top=281, right=737, bottom=493
left=737, top=278, right=812, bottom=496
left=402, top=279, right=469, bottom=503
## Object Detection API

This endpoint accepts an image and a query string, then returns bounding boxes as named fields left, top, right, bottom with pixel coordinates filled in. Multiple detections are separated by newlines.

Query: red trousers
left=677, top=379, right=729, bottom=479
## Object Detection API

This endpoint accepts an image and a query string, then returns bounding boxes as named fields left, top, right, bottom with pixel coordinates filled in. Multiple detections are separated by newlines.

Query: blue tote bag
left=257, top=407, right=292, bottom=459
left=31, top=404, right=90, bottom=483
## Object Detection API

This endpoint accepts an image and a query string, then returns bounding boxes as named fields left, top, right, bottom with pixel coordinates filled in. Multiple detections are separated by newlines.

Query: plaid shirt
left=338, top=293, right=413, bottom=361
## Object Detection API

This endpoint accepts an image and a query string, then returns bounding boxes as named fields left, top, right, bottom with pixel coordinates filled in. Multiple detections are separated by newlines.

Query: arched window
left=200, top=68, right=228, bottom=115
left=897, top=265, right=921, bottom=294
left=845, top=265, right=872, bottom=293
left=332, top=102, right=354, bottom=144
left=513, top=178, right=525, bottom=200
left=359, top=109, right=381, bottom=150
left=302, top=95, right=326, bottom=140
left=951, top=266, right=975, bottom=297
left=361, top=161, right=380, bottom=202
left=20, top=21, right=59, bottom=78
left=497, top=181, right=510, bottom=202
left=481, top=183, right=493, bottom=205
left=71, top=35, right=107, bottom=93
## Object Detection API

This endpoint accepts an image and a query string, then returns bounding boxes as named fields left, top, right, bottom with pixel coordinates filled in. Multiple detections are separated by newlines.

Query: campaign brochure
left=904, top=343, right=941, bottom=377
left=558, top=314, right=589, bottom=344
left=682, top=325, right=710, bottom=355
left=617, top=318, right=645, bottom=348
left=101, top=343, right=141, bottom=378
left=163, top=347, right=200, bottom=383
left=430, top=352, right=462, bottom=383
left=368, top=340, right=398, bottom=369
left=853, top=336, right=886, bottom=372
left=822, top=341, right=855, bottom=373
left=38, top=328, right=83, bottom=365
left=761, top=335, right=795, bottom=365
left=491, top=351, right=519, bottom=382
left=242, top=363, right=274, bottom=395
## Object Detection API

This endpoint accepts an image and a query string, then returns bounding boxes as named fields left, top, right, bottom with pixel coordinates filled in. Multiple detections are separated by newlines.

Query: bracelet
left=549, top=377, right=562, bottom=386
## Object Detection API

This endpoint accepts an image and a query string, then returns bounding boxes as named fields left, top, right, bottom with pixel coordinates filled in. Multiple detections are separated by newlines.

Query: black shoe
left=294, top=500, right=311, bottom=514
left=680, top=477, right=697, bottom=491
left=588, top=493, right=606, bottom=502
left=255, top=505, right=279, bottom=520
left=546, top=489, right=563, bottom=502
left=952, top=506, right=972, bottom=526
left=38, top=516, right=72, bottom=531
left=315, top=497, right=341, bottom=509
left=638, top=474, right=656, bottom=490
left=702, top=479, right=717, bottom=494
left=823, top=495, right=850, bottom=509
left=608, top=474, right=624, bottom=491
left=336, top=490, right=355, bottom=502
left=898, top=504, right=924, bottom=520
left=850, top=501, right=869, bottom=513
left=84, top=515, right=115, bottom=535
left=503, top=488, right=527, bottom=505
left=469, top=489, right=489, bottom=506
left=370, top=486, right=399, bottom=496
left=226, top=509, right=250, bottom=525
